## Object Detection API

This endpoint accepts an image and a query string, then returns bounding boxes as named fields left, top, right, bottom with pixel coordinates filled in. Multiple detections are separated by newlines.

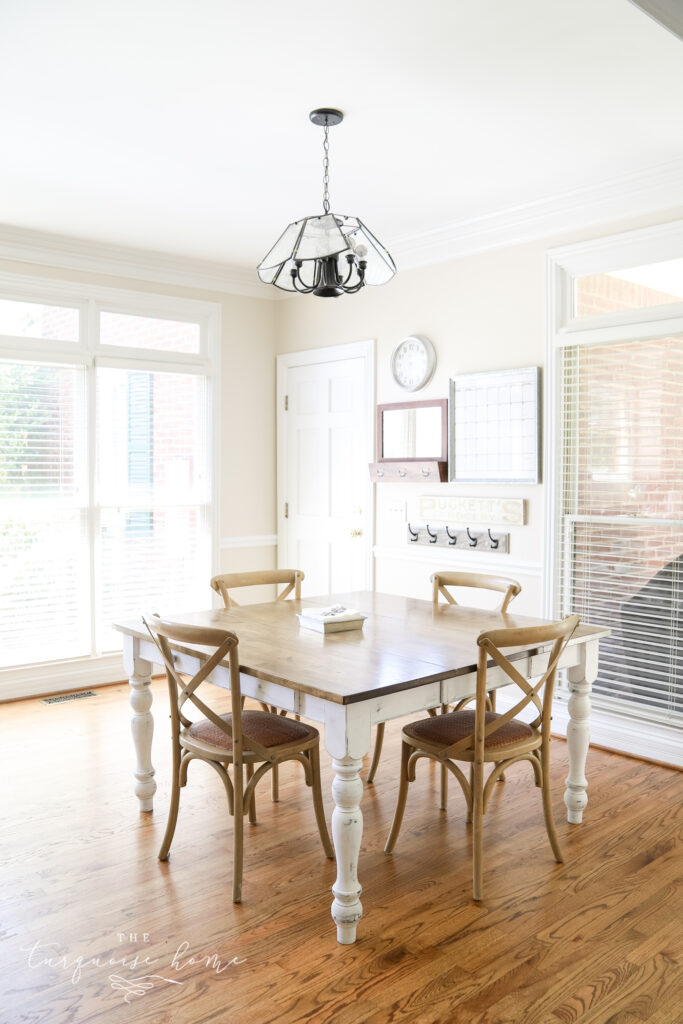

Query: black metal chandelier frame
left=256, top=108, right=396, bottom=298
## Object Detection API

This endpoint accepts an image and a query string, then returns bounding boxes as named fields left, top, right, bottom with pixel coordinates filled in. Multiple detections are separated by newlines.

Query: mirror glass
left=381, top=406, right=443, bottom=459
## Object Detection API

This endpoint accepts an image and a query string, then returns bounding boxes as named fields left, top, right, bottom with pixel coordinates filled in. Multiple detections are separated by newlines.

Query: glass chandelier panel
left=257, top=110, right=396, bottom=297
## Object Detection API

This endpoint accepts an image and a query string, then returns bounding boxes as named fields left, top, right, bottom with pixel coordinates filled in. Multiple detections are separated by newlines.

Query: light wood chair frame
left=384, top=614, right=580, bottom=900
left=367, top=572, right=523, bottom=797
left=143, top=614, right=333, bottom=903
left=209, top=569, right=305, bottom=801
left=209, top=568, right=304, bottom=609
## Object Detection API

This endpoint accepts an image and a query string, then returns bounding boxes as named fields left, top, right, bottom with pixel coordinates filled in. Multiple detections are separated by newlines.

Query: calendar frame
left=448, top=366, right=541, bottom=484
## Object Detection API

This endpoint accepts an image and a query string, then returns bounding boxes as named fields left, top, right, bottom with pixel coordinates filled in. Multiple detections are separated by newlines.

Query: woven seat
left=187, top=711, right=318, bottom=752
left=385, top=615, right=580, bottom=901
left=144, top=615, right=333, bottom=903
left=404, top=710, right=533, bottom=751
left=209, top=568, right=305, bottom=802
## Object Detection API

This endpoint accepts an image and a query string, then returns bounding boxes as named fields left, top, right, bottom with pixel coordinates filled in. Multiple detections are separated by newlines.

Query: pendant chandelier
left=257, top=108, right=396, bottom=297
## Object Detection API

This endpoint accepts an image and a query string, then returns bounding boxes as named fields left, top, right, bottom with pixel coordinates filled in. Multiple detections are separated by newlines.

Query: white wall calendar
left=448, top=366, right=541, bottom=483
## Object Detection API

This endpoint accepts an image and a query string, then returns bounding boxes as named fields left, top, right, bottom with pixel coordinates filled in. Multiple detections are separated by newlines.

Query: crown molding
left=0, top=224, right=279, bottom=300
left=1, top=156, right=682, bottom=292
left=390, top=157, right=683, bottom=269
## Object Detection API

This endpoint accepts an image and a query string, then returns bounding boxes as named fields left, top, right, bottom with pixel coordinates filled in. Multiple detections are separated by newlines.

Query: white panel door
left=278, top=343, right=374, bottom=597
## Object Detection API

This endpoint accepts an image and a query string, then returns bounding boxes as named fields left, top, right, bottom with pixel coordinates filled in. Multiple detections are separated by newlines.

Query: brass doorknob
left=350, top=528, right=363, bottom=537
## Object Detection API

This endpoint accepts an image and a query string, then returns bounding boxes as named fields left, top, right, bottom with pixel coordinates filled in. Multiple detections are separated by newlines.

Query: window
left=0, top=280, right=219, bottom=678
left=558, top=334, right=683, bottom=718
left=549, top=222, right=683, bottom=759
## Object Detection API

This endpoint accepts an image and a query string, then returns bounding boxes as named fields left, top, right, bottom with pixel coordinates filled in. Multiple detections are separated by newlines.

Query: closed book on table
left=297, top=605, right=366, bottom=634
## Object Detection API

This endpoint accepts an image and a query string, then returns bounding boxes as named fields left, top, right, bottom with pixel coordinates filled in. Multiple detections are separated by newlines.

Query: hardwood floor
left=1, top=680, right=681, bottom=1024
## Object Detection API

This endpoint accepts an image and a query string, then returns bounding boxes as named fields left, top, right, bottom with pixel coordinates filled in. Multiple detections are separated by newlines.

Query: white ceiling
left=1, top=0, right=682, bottom=275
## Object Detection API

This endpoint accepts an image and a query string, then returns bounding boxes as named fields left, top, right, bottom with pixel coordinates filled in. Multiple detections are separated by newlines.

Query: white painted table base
left=119, top=631, right=599, bottom=944
left=330, top=757, right=364, bottom=943
left=564, top=638, right=598, bottom=824
left=123, top=647, right=156, bottom=813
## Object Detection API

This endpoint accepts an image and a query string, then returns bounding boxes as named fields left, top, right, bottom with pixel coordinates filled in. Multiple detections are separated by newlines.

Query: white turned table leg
left=330, top=756, right=364, bottom=945
left=565, top=639, right=599, bottom=825
left=129, top=656, right=156, bottom=812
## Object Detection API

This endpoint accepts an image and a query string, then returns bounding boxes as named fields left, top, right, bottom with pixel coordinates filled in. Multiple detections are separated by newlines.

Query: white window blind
left=556, top=333, right=683, bottom=723
left=0, top=287, right=216, bottom=681
left=95, top=366, right=209, bottom=651
left=0, top=361, right=90, bottom=666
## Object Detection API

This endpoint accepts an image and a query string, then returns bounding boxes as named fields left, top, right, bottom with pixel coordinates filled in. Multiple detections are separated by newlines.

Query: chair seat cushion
left=404, top=709, right=534, bottom=751
left=185, top=710, right=318, bottom=751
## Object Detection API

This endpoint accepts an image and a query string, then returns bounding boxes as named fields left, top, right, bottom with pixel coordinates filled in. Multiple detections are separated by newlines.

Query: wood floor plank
left=1, top=679, right=681, bottom=1024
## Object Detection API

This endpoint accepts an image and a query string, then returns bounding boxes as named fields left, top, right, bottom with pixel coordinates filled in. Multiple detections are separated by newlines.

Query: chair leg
left=384, top=741, right=411, bottom=854
left=233, top=762, right=244, bottom=903
left=246, top=763, right=257, bottom=824
left=367, top=723, right=384, bottom=783
left=466, top=762, right=474, bottom=823
left=158, top=743, right=182, bottom=861
left=271, top=763, right=279, bottom=802
left=540, top=744, right=564, bottom=863
left=437, top=703, right=449, bottom=809
left=472, top=758, right=484, bottom=901
left=309, top=747, right=334, bottom=859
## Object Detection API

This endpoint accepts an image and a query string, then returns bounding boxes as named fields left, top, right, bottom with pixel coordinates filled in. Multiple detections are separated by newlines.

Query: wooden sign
left=409, top=495, right=525, bottom=526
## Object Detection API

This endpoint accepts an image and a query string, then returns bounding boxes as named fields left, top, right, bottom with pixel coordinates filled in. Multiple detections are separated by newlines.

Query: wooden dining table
left=114, top=590, right=609, bottom=944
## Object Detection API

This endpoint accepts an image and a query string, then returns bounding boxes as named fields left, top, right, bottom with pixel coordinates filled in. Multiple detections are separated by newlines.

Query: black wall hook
left=466, top=527, right=478, bottom=547
left=426, top=524, right=438, bottom=544
left=407, top=523, right=419, bottom=542
left=445, top=526, right=458, bottom=546
left=487, top=529, right=499, bottom=549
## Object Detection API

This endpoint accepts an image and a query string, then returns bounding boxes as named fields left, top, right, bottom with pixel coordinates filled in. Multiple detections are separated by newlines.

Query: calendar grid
left=448, top=366, right=541, bottom=483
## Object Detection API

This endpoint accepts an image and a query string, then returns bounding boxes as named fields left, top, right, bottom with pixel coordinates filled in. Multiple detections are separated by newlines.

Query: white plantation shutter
left=555, top=333, right=683, bottom=722
left=0, top=361, right=90, bottom=666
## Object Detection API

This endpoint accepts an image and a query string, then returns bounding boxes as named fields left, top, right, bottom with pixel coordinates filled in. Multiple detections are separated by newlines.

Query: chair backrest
left=210, top=569, right=304, bottom=610
left=431, top=572, right=522, bottom=613
left=142, top=615, right=271, bottom=762
left=441, top=615, right=581, bottom=758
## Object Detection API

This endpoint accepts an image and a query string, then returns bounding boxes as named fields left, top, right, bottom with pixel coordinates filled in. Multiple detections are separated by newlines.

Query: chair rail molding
left=372, top=545, right=542, bottom=578
left=220, top=534, right=278, bottom=550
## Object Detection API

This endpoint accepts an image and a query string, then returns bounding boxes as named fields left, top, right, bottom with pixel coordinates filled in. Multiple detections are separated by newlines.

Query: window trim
left=0, top=271, right=221, bottom=696
left=544, top=219, right=683, bottom=765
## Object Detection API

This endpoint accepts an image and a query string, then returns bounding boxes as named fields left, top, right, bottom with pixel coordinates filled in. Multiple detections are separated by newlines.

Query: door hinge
left=284, top=502, right=289, bottom=519
left=284, top=395, right=289, bottom=411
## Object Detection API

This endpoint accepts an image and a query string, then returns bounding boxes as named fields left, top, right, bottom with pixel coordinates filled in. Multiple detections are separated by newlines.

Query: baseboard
left=493, top=686, right=682, bottom=768
left=0, top=654, right=127, bottom=702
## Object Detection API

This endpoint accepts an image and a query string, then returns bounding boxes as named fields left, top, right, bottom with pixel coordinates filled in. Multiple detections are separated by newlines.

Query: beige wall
left=0, top=257, right=279, bottom=577
left=274, top=208, right=683, bottom=614
left=4, top=204, right=683, bottom=616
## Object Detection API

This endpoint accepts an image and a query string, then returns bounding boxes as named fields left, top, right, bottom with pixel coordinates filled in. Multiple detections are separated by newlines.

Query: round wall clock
left=390, top=335, right=436, bottom=391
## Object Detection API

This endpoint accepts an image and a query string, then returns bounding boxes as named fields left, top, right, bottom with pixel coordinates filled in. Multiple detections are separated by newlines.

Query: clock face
left=391, top=335, right=436, bottom=391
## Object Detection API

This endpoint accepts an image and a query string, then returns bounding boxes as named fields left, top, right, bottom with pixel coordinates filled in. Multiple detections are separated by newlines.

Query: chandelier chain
left=322, top=124, right=330, bottom=214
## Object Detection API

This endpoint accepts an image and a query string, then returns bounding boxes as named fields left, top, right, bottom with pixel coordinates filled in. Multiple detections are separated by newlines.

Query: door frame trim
left=276, top=340, right=376, bottom=590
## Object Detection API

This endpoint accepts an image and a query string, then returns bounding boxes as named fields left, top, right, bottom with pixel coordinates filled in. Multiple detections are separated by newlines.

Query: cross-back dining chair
left=210, top=568, right=304, bottom=609
left=384, top=614, right=580, bottom=900
left=367, top=571, right=523, bottom=798
left=210, top=569, right=305, bottom=801
left=143, top=614, right=333, bottom=904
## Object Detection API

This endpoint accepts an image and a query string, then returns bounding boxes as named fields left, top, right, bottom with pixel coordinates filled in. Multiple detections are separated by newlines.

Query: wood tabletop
left=114, top=591, right=609, bottom=706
